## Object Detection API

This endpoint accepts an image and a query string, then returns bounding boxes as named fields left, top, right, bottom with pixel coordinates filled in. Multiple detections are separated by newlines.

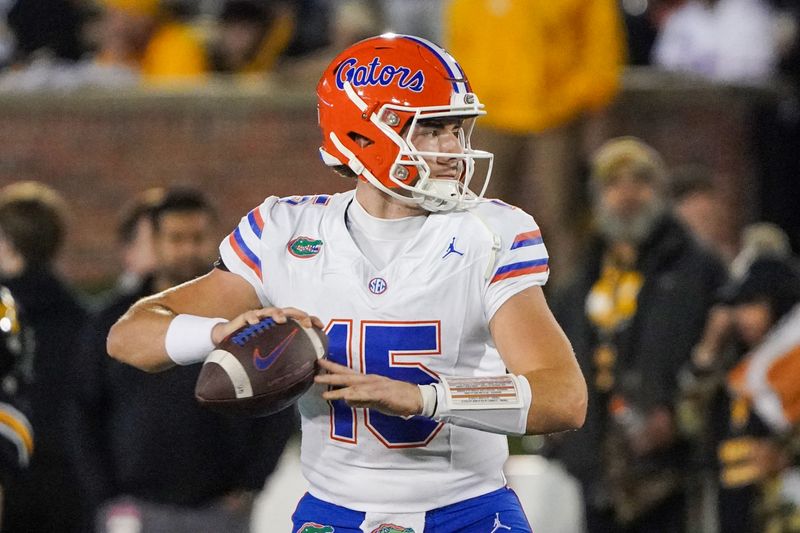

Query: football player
left=108, top=34, right=587, bottom=532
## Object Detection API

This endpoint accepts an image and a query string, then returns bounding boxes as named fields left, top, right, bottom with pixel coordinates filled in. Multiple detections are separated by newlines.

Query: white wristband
left=418, top=384, right=438, bottom=418
left=429, top=374, right=533, bottom=436
left=164, top=314, right=227, bottom=366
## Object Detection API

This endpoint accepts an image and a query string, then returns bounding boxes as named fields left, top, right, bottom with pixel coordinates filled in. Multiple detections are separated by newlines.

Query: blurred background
left=0, top=0, right=799, bottom=532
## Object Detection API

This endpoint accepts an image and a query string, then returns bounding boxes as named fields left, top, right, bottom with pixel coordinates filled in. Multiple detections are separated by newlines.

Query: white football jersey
left=219, top=190, right=549, bottom=512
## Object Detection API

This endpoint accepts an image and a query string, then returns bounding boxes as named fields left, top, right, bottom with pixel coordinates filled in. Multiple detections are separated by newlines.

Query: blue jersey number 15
left=326, top=320, right=443, bottom=448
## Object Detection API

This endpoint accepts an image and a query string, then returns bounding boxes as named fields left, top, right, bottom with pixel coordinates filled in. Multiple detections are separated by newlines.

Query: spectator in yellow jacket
left=445, top=0, right=626, bottom=286
left=94, top=0, right=208, bottom=84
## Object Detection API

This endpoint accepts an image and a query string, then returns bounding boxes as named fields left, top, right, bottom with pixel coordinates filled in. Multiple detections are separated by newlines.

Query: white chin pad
left=420, top=178, right=461, bottom=198
left=412, top=179, right=471, bottom=212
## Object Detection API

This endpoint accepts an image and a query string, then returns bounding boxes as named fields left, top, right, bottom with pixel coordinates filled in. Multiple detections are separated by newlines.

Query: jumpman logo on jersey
left=442, top=237, right=464, bottom=259
left=490, top=513, right=512, bottom=532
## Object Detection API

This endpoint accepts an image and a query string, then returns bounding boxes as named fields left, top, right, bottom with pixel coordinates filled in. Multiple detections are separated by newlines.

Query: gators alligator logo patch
left=288, top=236, right=323, bottom=258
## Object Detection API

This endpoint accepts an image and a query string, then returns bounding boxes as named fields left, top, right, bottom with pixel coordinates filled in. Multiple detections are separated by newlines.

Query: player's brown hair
left=0, top=181, right=68, bottom=269
left=148, top=186, right=218, bottom=233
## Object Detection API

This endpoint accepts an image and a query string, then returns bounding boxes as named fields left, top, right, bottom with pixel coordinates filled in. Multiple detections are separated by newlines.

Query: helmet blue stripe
left=400, top=35, right=465, bottom=94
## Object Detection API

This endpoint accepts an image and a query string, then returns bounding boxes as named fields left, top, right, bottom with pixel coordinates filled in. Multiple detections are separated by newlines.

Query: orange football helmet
left=317, top=34, right=493, bottom=212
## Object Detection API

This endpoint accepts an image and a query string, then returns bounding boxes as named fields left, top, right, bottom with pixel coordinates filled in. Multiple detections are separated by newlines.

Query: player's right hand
left=211, top=307, right=323, bottom=345
left=315, top=358, right=425, bottom=418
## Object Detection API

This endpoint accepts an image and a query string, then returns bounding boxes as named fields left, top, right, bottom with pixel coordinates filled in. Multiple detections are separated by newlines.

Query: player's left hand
left=315, top=358, right=424, bottom=418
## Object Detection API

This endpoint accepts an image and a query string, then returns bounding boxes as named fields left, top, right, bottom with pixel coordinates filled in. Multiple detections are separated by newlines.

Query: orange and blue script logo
left=336, top=57, right=425, bottom=93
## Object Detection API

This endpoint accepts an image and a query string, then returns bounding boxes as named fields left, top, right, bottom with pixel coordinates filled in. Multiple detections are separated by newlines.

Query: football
left=195, top=317, right=328, bottom=417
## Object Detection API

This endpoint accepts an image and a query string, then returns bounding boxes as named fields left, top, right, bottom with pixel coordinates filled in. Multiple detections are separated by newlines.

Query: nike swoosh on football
left=253, top=328, right=299, bottom=371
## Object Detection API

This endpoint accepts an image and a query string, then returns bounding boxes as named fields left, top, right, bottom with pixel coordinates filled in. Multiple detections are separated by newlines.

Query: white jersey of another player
left=219, top=190, right=549, bottom=511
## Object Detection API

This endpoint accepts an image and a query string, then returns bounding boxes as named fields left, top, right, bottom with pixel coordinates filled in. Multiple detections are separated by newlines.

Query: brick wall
left=0, top=89, right=352, bottom=288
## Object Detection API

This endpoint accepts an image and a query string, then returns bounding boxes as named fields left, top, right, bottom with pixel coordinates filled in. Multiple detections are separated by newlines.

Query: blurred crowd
left=0, top=0, right=794, bottom=89
left=0, top=1, right=798, bottom=533
left=543, top=138, right=800, bottom=533
left=0, top=0, right=332, bottom=89
left=0, top=0, right=432, bottom=90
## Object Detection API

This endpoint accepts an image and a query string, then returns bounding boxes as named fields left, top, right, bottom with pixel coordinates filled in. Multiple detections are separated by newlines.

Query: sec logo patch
left=368, top=277, right=387, bottom=295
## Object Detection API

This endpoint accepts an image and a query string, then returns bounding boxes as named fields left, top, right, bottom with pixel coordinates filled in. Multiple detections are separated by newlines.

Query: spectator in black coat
left=73, top=187, right=295, bottom=533
left=548, top=138, right=727, bottom=533
left=0, top=181, right=88, bottom=533
left=681, top=256, right=800, bottom=533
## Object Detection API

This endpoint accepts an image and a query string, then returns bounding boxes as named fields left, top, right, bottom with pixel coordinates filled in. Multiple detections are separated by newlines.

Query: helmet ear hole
left=347, top=131, right=374, bottom=148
